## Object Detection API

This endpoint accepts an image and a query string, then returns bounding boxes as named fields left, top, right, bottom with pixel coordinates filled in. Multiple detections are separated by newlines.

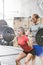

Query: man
left=28, top=14, right=43, bottom=65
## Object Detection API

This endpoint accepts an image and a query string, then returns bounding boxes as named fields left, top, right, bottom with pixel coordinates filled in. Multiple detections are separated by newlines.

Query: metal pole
left=3, top=0, right=4, bottom=20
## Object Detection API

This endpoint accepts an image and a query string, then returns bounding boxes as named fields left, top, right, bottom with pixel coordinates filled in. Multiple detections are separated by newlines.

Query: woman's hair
left=33, top=14, right=40, bottom=19
left=19, top=27, right=25, bottom=35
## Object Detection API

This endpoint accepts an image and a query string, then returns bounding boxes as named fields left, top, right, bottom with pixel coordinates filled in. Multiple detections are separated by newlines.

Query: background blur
left=0, top=0, right=43, bottom=28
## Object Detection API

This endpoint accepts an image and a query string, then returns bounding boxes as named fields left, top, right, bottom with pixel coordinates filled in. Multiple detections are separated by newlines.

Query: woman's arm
left=27, top=37, right=33, bottom=48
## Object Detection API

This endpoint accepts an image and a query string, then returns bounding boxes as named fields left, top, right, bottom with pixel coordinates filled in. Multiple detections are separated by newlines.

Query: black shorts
left=23, top=49, right=36, bottom=55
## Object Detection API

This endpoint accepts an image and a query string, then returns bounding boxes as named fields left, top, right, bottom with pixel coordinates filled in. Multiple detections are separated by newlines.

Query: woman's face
left=31, top=15, right=38, bottom=24
left=18, top=29, right=22, bottom=36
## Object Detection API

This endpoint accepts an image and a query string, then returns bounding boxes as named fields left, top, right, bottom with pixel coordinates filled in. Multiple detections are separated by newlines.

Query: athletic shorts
left=23, top=49, right=36, bottom=55
left=33, top=45, right=43, bottom=56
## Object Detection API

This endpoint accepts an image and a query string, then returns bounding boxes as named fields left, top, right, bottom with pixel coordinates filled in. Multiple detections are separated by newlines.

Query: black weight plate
left=3, top=27, right=15, bottom=42
left=36, top=28, right=43, bottom=46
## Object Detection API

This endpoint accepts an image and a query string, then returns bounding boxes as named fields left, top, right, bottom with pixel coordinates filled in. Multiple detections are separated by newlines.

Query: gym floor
left=0, top=45, right=42, bottom=65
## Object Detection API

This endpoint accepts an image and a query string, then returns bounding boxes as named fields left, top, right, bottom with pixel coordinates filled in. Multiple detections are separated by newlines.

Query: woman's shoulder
left=23, top=35, right=29, bottom=40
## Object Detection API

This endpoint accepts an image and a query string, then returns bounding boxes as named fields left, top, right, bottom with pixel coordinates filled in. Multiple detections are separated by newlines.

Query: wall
left=0, top=0, right=43, bottom=28
left=21, top=0, right=43, bottom=17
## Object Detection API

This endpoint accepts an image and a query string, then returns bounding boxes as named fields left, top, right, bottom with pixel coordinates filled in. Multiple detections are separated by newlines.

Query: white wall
left=0, top=0, right=43, bottom=18
left=4, top=0, right=22, bottom=19
left=4, top=0, right=22, bottom=28
left=21, top=0, right=43, bottom=17
left=0, top=0, right=3, bottom=19
left=0, top=0, right=43, bottom=28
left=0, top=0, right=22, bottom=28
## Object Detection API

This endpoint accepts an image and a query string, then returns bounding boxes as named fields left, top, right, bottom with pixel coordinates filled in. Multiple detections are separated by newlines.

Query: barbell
left=36, top=28, right=43, bottom=46
left=2, top=26, right=43, bottom=46
left=3, top=27, right=15, bottom=42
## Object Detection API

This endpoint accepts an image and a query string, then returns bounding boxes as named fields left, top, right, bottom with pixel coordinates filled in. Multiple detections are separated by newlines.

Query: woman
left=16, top=27, right=35, bottom=65
left=29, top=14, right=43, bottom=65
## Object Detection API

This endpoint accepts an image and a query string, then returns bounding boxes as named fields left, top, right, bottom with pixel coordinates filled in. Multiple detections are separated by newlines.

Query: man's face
left=31, top=16, right=38, bottom=24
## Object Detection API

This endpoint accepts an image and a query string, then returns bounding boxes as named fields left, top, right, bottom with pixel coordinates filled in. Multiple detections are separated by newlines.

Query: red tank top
left=17, top=35, right=33, bottom=52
